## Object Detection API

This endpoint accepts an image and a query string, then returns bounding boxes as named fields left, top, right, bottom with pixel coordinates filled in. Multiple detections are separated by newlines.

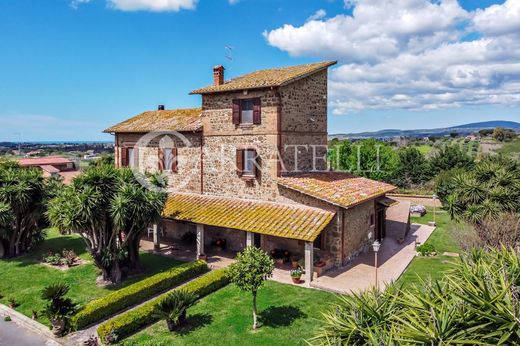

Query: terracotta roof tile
left=18, top=156, right=73, bottom=167
left=191, top=61, right=337, bottom=94
left=104, top=108, right=202, bottom=133
left=163, top=193, right=335, bottom=242
left=278, top=172, right=396, bottom=209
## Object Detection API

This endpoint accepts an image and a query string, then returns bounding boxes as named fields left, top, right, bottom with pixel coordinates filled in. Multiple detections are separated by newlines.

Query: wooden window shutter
left=253, top=98, right=261, bottom=125
left=171, top=148, right=178, bottom=172
left=121, top=147, right=128, bottom=167
left=232, top=99, right=241, bottom=125
left=236, top=149, right=244, bottom=176
left=158, top=148, right=165, bottom=171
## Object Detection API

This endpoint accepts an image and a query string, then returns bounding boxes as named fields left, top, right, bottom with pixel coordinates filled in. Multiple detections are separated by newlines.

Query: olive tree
left=228, top=246, right=274, bottom=330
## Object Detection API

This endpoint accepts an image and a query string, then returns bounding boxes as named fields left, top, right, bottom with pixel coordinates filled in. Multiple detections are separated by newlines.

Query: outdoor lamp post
left=372, top=240, right=381, bottom=289
left=431, top=194, right=438, bottom=227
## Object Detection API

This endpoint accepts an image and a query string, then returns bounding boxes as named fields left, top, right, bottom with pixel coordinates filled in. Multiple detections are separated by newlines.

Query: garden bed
left=0, top=228, right=183, bottom=326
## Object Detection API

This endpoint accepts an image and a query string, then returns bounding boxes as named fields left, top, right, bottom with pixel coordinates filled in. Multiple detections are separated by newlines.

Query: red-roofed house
left=104, top=62, right=397, bottom=283
left=18, top=156, right=80, bottom=184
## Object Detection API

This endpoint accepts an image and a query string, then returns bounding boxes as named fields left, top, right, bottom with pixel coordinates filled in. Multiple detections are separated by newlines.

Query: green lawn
left=122, top=280, right=337, bottom=346
left=0, top=229, right=181, bottom=325
left=398, top=208, right=463, bottom=286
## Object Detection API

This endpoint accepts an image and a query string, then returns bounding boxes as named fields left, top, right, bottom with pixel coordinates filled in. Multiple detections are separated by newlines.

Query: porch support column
left=246, top=232, right=253, bottom=247
left=305, top=241, right=314, bottom=286
left=153, top=223, right=160, bottom=251
left=196, top=224, right=205, bottom=257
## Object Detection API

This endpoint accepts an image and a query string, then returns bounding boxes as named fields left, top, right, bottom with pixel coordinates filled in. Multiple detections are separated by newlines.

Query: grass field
left=0, top=229, right=181, bottom=325
left=121, top=280, right=337, bottom=346
left=398, top=208, right=462, bottom=286
left=498, top=137, right=520, bottom=160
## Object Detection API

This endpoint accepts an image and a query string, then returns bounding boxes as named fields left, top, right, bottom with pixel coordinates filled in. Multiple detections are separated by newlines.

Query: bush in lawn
left=153, top=289, right=198, bottom=331
left=96, top=268, right=229, bottom=343
left=228, top=246, right=274, bottom=330
left=72, top=260, right=208, bottom=330
left=416, top=243, right=436, bottom=256
left=312, top=247, right=520, bottom=345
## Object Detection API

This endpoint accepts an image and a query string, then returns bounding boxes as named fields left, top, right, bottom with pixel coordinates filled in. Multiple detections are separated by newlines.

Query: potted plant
left=41, top=283, right=76, bottom=337
left=291, top=255, right=300, bottom=269
left=290, top=268, right=304, bottom=284
left=153, top=289, right=199, bottom=332
left=198, top=253, right=207, bottom=261
left=32, top=310, right=38, bottom=320
left=314, top=256, right=326, bottom=268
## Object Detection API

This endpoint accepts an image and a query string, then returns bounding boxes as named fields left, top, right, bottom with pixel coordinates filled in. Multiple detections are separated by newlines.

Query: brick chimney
left=213, top=65, right=225, bottom=86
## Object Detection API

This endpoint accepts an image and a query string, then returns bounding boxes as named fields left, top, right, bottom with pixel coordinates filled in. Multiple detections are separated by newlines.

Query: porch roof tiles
left=278, top=172, right=396, bottom=209
left=162, top=193, right=335, bottom=242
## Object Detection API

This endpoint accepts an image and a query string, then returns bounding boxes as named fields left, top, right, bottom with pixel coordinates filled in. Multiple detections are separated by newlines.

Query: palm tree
left=41, top=283, right=76, bottom=336
left=47, top=165, right=166, bottom=283
left=153, top=290, right=199, bottom=331
left=442, top=156, right=520, bottom=225
left=0, top=162, right=48, bottom=257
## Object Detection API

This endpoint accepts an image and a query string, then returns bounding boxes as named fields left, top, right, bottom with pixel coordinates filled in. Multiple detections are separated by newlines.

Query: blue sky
left=0, top=0, right=518, bottom=141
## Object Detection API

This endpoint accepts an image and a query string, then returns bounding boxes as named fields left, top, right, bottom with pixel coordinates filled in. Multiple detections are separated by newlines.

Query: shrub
left=153, top=289, right=199, bottom=331
left=416, top=243, right=436, bottom=256
left=72, top=260, right=208, bottom=330
left=97, top=268, right=229, bottom=343
left=312, top=247, right=520, bottom=345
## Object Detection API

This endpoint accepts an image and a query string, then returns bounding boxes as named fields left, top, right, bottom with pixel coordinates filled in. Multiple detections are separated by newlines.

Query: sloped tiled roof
left=163, top=193, right=335, bottom=242
left=191, top=61, right=337, bottom=94
left=278, top=172, right=396, bottom=209
left=104, top=108, right=202, bottom=133
left=18, top=156, right=73, bottom=167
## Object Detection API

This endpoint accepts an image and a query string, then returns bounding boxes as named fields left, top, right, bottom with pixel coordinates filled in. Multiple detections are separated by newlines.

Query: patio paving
left=311, top=222, right=435, bottom=293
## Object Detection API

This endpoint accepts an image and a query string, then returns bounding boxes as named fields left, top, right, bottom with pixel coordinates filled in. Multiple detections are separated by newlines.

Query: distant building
left=17, top=156, right=80, bottom=184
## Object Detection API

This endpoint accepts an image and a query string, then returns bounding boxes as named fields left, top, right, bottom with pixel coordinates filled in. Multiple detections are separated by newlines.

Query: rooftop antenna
left=225, top=45, right=234, bottom=61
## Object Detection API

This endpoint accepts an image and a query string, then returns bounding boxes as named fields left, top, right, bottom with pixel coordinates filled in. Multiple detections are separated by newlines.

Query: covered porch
left=144, top=192, right=335, bottom=285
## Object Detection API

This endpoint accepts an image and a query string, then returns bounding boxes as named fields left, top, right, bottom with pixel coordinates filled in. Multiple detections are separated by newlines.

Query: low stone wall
left=388, top=194, right=442, bottom=208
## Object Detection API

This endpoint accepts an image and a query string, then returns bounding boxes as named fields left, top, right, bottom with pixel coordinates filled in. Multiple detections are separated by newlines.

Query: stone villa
left=104, top=61, right=395, bottom=283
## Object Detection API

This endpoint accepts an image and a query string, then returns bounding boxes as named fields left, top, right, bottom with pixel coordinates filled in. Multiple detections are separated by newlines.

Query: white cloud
left=264, top=0, right=520, bottom=113
left=307, top=9, right=326, bottom=22
left=70, top=0, right=92, bottom=10
left=229, top=0, right=240, bottom=4
left=107, top=0, right=198, bottom=12
left=473, top=0, right=520, bottom=35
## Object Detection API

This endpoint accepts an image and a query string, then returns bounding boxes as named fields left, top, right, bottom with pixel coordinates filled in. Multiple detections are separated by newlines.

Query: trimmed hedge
left=72, top=260, right=208, bottom=330
left=97, top=268, right=230, bottom=343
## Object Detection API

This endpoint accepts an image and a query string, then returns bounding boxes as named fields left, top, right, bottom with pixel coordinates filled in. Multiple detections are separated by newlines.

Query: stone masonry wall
left=279, top=69, right=328, bottom=173
left=342, top=201, right=376, bottom=264
left=200, top=88, right=281, bottom=200
left=116, top=132, right=202, bottom=193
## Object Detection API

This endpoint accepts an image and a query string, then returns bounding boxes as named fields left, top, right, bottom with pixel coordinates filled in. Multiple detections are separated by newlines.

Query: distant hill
left=330, top=121, right=520, bottom=140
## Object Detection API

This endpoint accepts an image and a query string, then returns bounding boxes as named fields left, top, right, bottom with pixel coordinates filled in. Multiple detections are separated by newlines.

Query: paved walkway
left=312, top=223, right=435, bottom=293
left=0, top=319, right=54, bottom=346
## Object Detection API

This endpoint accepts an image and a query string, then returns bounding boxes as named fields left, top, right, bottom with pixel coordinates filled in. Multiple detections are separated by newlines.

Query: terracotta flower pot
left=291, top=277, right=301, bottom=284
left=315, top=261, right=326, bottom=268
left=51, top=319, right=66, bottom=337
